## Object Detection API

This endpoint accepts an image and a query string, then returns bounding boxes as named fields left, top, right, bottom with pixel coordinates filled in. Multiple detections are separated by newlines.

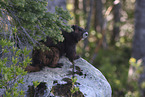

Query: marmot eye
left=83, top=32, right=88, bottom=39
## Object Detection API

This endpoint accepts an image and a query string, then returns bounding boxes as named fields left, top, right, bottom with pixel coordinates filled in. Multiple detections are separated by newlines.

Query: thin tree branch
left=6, top=7, right=37, bottom=45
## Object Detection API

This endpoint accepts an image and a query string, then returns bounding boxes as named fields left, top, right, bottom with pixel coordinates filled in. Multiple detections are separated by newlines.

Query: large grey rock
left=13, top=57, right=111, bottom=97
left=0, top=57, right=112, bottom=97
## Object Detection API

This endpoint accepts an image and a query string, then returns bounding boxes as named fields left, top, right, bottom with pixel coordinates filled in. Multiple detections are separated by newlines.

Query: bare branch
left=21, top=26, right=36, bottom=44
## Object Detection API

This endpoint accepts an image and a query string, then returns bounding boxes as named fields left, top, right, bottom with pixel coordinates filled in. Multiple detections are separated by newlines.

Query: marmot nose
left=83, top=32, right=88, bottom=39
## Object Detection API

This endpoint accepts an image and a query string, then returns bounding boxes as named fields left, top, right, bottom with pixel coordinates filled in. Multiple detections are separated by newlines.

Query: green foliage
left=0, top=0, right=74, bottom=96
left=0, top=0, right=73, bottom=96
left=129, top=58, right=143, bottom=77
left=33, top=81, right=40, bottom=88
left=70, top=77, right=79, bottom=95
left=93, top=47, right=131, bottom=96
left=125, top=58, right=143, bottom=97
left=125, top=91, right=140, bottom=97
left=0, top=0, right=72, bottom=45
left=0, top=39, right=31, bottom=97
left=126, top=57, right=145, bottom=97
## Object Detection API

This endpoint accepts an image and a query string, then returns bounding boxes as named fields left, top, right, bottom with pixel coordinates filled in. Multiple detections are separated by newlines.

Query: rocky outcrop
left=11, top=57, right=112, bottom=97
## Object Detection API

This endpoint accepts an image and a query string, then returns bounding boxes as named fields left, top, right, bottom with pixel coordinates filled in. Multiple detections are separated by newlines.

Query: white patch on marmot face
left=82, top=32, right=88, bottom=40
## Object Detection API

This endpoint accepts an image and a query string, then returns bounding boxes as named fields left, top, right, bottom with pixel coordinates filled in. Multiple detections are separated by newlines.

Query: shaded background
left=66, top=0, right=145, bottom=97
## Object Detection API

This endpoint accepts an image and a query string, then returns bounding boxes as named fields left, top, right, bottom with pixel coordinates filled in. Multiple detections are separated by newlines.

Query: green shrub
left=93, top=47, right=131, bottom=96
left=0, top=39, right=31, bottom=97
left=0, top=0, right=72, bottom=45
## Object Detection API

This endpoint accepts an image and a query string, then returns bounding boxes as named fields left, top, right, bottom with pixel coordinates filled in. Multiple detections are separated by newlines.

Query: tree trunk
left=82, top=0, right=94, bottom=57
left=90, top=0, right=106, bottom=63
left=132, top=0, right=145, bottom=96
left=94, top=0, right=103, bottom=31
left=74, top=0, right=80, bottom=25
left=83, top=0, right=87, bottom=18
left=111, top=2, right=121, bottom=45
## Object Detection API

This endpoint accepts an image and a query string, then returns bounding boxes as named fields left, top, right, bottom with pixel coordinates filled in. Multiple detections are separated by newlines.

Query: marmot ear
left=71, top=25, right=79, bottom=33
left=71, top=25, right=76, bottom=30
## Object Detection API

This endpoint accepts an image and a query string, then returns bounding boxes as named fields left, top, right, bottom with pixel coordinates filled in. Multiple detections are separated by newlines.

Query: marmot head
left=71, top=25, right=88, bottom=42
